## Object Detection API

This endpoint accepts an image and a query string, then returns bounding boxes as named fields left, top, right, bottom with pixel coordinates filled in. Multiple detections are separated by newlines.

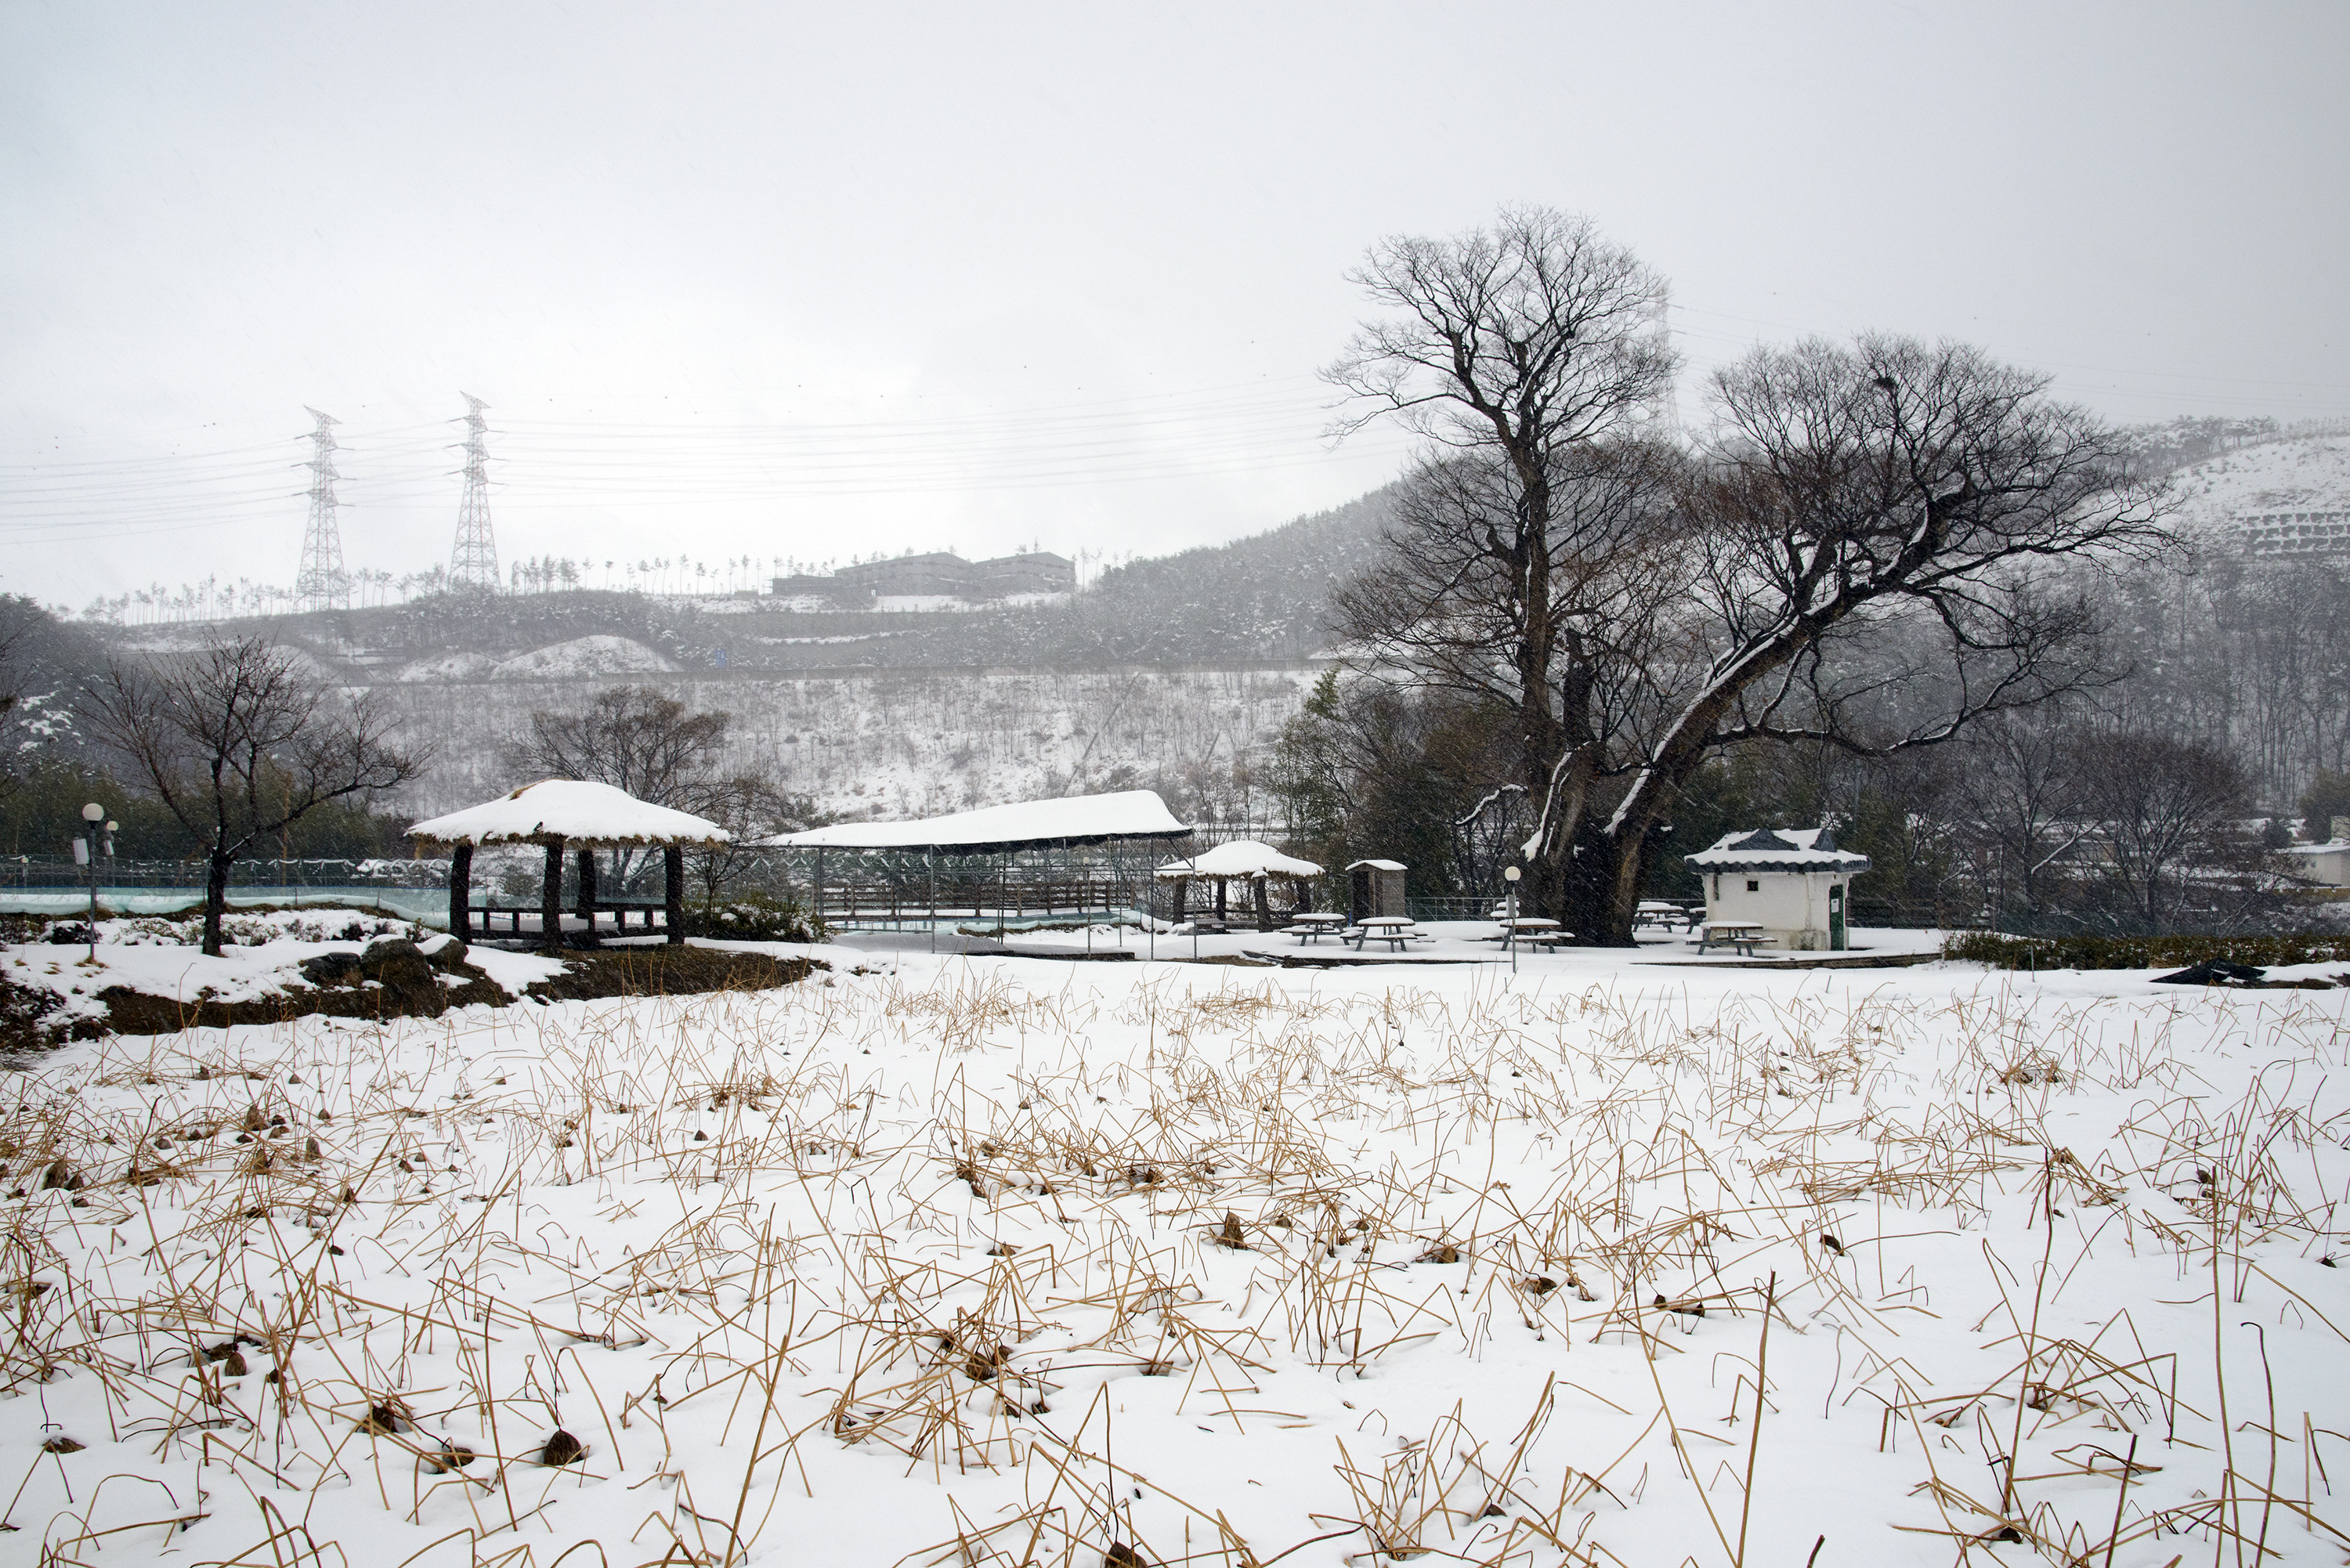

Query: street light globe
left=105, top=821, right=119, bottom=833
left=1502, top=865, right=1521, bottom=883
left=81, top=802, right=104, bottom=822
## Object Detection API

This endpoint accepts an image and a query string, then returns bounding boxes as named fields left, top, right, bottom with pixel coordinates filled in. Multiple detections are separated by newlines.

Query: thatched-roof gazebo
left=1155, top=840, right=1323, bottom=932
left=408, top=779, right=732, bottom=951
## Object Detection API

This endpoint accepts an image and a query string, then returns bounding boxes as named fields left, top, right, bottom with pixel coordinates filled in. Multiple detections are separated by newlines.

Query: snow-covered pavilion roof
left=1155, top=840, right=1323, bottom=881
left=407, top=779, right=732, bottom=847
left=1347, top=858, right=1406, bottom=872
left=1684, top=826, right=1870, bottom=873
left=765, top=789, right=1191, bottom=855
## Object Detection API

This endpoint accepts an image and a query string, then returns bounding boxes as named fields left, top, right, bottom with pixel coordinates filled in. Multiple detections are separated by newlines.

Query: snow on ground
left=488, top=635, right=679, bottom=681
left=2, top=938, right=2345, bottom=1568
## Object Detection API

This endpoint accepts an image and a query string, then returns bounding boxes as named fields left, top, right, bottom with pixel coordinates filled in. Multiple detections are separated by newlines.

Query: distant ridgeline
left=771, top=551, right=1075, bottom=602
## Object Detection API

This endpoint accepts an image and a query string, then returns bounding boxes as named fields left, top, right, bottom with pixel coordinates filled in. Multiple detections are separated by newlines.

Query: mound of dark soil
left=522, top=945, right=818, bottom=1003
left=6, top=936, right=819, bottom=1046
left=99, top=935, right=508, bottom=1035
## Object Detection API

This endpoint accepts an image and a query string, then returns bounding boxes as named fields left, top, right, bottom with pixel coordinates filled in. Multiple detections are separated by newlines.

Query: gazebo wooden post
left=540, top=837, right=566, bottom=952
left=448, top=843, right=472, bottom=941
left=1173, top=875, right=1189, bottom=924
left=576, top=847, right=599, bottom=945
left=1214, top=876, right=1228, bottom=925
left=1293, top=876, right=1310, bottom=915
left=663, top=845, right=685, bottom=945
left=1253, top=874, right=1272, bottom=932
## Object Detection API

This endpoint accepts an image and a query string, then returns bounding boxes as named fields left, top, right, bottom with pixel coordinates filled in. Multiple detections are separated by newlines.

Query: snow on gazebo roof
left=1683, top=826, right=1870, bottom=874
left=1156, top=840, right=1323, bottom=881
left=765, top=789, right=1190, bottom=855
left=407, top=779, right=732, bottom=847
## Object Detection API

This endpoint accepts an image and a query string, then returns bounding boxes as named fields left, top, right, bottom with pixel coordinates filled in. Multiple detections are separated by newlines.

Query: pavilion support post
left=928, top=848, right=937, bottom=954
left=1294, top=876, right=1310, bottom=915
left=1215, top=877, right=1227, bottom=925
left=576, top=848, right=598, bottom=945
left=540, top=838, right=566, bottom=953
left=1253, top=875, right=1272, bottom=932
left=663, top=845, right=685, bottom=945
left=1173, top=876, right=1189, bottom=924
left=448, top=844, right=472, bottom=941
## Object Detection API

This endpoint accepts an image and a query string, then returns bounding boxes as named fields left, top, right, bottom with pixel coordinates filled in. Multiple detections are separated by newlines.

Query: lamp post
left=1503, top=865, right=1521, bottom=975
left=78, top=801, right=107, bottom=961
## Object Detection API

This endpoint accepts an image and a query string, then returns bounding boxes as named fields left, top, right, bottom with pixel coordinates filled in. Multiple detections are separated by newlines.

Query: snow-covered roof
left=1684, top=827, right=1871, bottom=874
left=765, top=789, right=1191, bottom=854
left=2284, top=840, right=2350, bottom=855
left=407, top=779, right=732, bottom=847
left=1347, top=858, right=1407, bottom=872
left=1155, top=840, right=1323, bottom=881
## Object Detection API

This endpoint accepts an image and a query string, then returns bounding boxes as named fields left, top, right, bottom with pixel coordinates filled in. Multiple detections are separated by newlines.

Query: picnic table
left=1490, top=916, right=1560, bottom=942
left=1282, top=912, right=1350, bottom=944
left=1697, top=920, right=1773, bottom=956
left=1636, top=901, right=1695, bottom=932
left=1347, top=916, right=1426, bottom=952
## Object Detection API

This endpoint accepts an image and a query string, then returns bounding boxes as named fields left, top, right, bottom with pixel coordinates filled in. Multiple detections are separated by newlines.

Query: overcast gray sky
left=4, top=1, right=2345, bottom=609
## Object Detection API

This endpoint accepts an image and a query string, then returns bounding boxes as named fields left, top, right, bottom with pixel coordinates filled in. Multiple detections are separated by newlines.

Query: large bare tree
left=1330, top=208, right=2170, bottom=940
left=1324, top=207, right=1680, bottom=925
left=82, top=638, right=426, bottom=956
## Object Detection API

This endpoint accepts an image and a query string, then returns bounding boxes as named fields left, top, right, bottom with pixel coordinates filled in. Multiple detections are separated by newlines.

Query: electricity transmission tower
left=295, top=407, right=350, bottom=611
left=448, top=392, right=501, bottom=589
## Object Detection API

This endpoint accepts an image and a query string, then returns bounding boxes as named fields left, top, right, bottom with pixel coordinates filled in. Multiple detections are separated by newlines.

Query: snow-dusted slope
left=2167, top=432, right=2350, bottom=534
left=487, top=634, right=677, bottom=681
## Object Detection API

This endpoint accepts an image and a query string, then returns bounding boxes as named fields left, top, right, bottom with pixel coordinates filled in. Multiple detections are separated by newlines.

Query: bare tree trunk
left=203, top=852, right=231, bottom=957
left=449, top=844, right=472, bottom=940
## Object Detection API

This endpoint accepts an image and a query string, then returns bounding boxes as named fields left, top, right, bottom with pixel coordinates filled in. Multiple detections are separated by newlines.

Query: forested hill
left=90, top=484, right=1401, bottom=677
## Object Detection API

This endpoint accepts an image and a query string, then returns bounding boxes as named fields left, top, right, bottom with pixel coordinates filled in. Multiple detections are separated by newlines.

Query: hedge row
left=1943, top=931, right=2350, bottom=970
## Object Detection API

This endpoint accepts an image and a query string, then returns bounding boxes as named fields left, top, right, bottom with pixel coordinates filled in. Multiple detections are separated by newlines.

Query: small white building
left=1685, top=827, right=1871, bottom=952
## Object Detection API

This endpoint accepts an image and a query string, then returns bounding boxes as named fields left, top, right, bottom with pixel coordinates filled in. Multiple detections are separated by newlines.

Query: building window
left=1745, top=879, right=1759, bottom=892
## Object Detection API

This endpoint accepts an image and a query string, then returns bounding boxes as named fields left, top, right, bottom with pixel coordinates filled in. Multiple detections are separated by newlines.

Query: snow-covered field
left=2, top=939, right=2345, bottom=1568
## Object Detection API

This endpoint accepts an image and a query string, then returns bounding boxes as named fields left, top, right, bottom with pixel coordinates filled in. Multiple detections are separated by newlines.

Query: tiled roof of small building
left=1684, top=826, right=1871, bottom=873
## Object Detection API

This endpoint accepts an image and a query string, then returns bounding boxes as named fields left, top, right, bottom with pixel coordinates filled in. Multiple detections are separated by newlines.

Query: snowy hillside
left=380, top=666, right=1322, bottom=823
left=2167, top=431, right=2350, bottom=533
left=485, top=634, right=676, bottom=681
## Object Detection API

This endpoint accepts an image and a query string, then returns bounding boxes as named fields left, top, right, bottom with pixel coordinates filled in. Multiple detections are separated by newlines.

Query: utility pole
left=295, top=408, right=350, bottom=611
left=449, top=392, right=500, bottom=589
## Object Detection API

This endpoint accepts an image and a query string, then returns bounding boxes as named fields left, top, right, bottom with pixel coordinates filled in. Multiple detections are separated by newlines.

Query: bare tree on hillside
left=1956, top=715, right=2092, bottom=922
left=501, top=685, right=736, bottom=886
left=2070, top=732, right=2251, bottom=928
left=82, top=638, right=426, bottom=956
